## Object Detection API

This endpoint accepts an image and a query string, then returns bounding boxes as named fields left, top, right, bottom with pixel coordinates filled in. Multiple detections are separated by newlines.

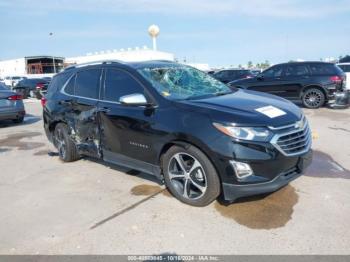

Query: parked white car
left=337, top=63, right=350, bottom=90
left=3, top=76, right=26, bottom=88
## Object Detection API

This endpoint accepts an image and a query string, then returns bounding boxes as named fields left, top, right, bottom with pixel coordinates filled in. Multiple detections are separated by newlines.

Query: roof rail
left=65, top=60, right=125, bottom=70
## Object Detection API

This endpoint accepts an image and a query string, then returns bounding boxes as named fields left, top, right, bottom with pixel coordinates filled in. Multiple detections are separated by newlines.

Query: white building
left=66, top=47, right=174, bottom=65
left=0, top=56, right=64, bottom=78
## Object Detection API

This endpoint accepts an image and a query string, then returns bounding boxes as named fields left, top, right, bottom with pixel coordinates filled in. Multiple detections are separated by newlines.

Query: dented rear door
left=67, top=68, right=102, bottom=157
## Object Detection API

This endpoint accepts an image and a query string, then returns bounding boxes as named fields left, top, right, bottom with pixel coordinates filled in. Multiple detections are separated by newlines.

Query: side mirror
left=119, top=93, right=150, bottom=106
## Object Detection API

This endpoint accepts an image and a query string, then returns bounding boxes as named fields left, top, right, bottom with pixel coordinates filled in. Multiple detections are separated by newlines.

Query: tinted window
left=75, top=69, right=101, bottom=99
left=104, top=69, right=144, bottom=101
left=284, top=64, right=309, bottom=76
left=214, top=70, right=230, bottom=79
left=338, top=64, right=350, bottom=73
left=65, top=75, right=76, bottom=95
left=48, top=72, right=72, bottom=98
left=309, top=64, right=337, bottom=75
left=263, top=66, right=283, bottom=77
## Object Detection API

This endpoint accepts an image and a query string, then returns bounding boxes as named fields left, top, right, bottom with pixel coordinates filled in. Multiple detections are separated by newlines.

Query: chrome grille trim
left=270, top=118, right=312, bottom=156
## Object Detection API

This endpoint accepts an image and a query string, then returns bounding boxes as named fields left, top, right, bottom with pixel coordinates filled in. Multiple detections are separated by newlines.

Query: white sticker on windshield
left=255, top=105, right=286, bottom=118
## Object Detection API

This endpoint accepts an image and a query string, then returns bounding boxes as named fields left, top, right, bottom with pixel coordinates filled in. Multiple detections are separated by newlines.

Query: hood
left=176, top=89, right=302, bottom=127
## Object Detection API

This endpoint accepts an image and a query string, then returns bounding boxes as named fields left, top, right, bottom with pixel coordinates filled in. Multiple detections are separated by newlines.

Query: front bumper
left=222, top=149, right=313, bottom=201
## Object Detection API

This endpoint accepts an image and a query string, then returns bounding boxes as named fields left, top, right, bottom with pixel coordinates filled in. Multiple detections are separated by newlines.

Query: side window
left=263, top=66, right=283, bottom=78
left=284, top=65, right=309, bottom=76
left=215, top=71, right=229, bottom=79
left=64, top=75, right=76, bottom=95
left=104, top=69, right=144, bottom=102
left=309, top=64, right=336, bottom=75
left=339, top=65, right=350, bottom=73
left=75, top=69, right=101, bottom=99
left=48, top=73, right=72, bottom=97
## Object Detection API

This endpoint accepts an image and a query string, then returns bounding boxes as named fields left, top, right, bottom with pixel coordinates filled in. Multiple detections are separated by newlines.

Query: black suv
left=43, top=61, right=312, bottom=206
left=228, top=62, right=346, bottom=109
left=212, top=69, right=255, bottom=84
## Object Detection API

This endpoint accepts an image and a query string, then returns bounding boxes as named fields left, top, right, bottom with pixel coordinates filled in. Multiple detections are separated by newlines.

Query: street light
left=49, top=32, right=56, bottom=74
left=148, top=25, right=160, bottom=51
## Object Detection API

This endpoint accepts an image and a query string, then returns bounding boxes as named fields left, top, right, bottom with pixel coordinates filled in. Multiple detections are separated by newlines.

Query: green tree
left=247, top=61, right=253, bottom=68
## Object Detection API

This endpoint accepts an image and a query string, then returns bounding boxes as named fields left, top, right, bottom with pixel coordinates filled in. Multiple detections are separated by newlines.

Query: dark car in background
left=228, top=62, right=346, bottom=109
left=43, top=60, right=312, bottom=206
left=0, top=83, right=25, bottom=123
left=14, top=78, right=51, bottom=99
left=212, top=69, right=255, bottom=84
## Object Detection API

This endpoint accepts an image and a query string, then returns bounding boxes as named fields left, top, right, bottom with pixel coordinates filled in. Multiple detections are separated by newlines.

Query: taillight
left=36, top=83, right=45, bottom=89
left=8, top=95, right=23, bottom=101
left=41, top=97, right=47, bottom=107
left=330, top=76, right=342, bottom=83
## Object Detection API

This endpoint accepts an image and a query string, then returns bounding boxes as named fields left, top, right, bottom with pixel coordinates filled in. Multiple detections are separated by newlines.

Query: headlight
left=213, top=123, right=272, bottom=142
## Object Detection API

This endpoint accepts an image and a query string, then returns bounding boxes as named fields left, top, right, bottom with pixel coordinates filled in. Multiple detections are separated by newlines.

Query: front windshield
left=138, top=65, right=233, bottom=100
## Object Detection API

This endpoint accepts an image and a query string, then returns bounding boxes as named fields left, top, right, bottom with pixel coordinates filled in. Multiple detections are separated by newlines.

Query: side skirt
left=102, top=150, right=162, bottom=180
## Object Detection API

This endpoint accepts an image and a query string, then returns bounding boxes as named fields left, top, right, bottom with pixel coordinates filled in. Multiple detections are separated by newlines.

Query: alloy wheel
left=304, top=90, right=322, bottom=108
left=167, top=153, right=207, bottom=200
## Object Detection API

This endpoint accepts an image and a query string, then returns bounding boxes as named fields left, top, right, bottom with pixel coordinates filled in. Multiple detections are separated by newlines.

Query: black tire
left=12, top=116, right=24, bottom=124
left=302, top=88, right=325, bottom=109
left=54, top=123, right=80, bottom=162
left=162, top=145, right=221, bottom=207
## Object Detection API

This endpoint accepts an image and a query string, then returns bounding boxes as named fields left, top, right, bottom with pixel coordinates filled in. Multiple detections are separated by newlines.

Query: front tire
left=162, top=145, right=221, bottom=207
left=54, top=123, right=80, bottom=162
left=302, top=88, right=325, bottom=109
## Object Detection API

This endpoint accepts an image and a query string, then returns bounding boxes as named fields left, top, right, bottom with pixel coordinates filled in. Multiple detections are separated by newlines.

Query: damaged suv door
left=59, top=68, right=102, bottom=157
left=98, top=68, right=161, bottom=177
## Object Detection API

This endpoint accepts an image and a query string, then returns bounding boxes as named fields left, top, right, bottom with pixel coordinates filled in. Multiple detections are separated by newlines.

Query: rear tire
left=162, top=145, right=221, bottom=207
left=54, top=123, right=80, bottom=162
left=302, top=88, right=325, bottom=109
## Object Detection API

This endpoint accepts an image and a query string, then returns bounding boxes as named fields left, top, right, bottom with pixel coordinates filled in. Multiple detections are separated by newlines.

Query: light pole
left=148, top=25, right=160, bottom=51
left=49, top=32, right=56, bottom=74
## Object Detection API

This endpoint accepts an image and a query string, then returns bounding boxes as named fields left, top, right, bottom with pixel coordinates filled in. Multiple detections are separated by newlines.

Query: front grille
left=271, top=118, right=312, bottom=156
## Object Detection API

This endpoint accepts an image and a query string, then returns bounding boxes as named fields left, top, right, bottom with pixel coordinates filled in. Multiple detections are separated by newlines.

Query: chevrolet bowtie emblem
left=295, top=120, right=303, bottom=129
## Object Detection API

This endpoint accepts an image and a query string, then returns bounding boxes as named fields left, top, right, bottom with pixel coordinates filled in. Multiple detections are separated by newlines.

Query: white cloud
left=1, top=0, right=350, bottom=18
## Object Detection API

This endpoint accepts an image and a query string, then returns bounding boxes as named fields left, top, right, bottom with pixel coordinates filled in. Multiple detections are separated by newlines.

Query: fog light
left=230, top=160, right=253, bottom=179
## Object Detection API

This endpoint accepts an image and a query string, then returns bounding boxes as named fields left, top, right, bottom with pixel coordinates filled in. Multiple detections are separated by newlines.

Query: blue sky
left=0, top=0, right=349, bottom=67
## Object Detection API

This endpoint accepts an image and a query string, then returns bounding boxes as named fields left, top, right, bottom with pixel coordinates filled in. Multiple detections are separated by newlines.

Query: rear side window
left=75, top=69, right=101, bottom=99
left=104, top=69, right=144, bottom=102
left=309, top=64, right=338, bottom=75
left=284, top=64, right=309, bottom=76
left=48, top=73, right=72, bottom=98
left=338, top=64, right=350, bottom=73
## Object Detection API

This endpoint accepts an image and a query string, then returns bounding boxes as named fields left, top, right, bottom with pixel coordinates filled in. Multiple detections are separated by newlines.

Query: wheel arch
left=158, top=139, right=222, bottom=183
left=300, top=85, right=327, bottom=100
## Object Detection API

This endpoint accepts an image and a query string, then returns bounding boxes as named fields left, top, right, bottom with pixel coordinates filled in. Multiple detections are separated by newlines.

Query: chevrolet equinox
left=43, top=61, right=312, bottom=206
